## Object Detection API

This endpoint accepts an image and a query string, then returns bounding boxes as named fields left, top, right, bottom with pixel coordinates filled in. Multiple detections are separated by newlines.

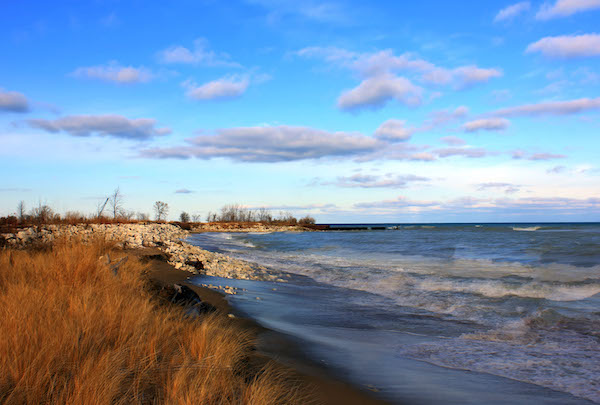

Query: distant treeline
left=1, top=198, right=316, bottom=231
left=202, top=204, right=315, bottom=225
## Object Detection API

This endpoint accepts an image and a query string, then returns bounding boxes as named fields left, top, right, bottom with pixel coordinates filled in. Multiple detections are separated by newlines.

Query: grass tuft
left=0, top=238, right=311, bottom=404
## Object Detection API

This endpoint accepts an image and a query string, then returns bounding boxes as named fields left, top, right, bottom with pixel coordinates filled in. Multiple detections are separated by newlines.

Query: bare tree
left=136, top=212, right=149, bottom=221
left=191, top=214, right=202, bottom=223
left=31, top=201, right=54, bottom=224
left=153, top=201, right=169, bottom=221
left=179, top=211, right=190, bottom=223
left=17, top=201, right=26, bottom=222
left=257, top=207, right=272, bottom=223
left=108, top=187, right=124, bottom=219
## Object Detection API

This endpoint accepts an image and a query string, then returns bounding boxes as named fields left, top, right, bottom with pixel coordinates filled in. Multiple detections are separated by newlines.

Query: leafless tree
left=122, top=210, right=135, bottom=220
left=153, top=201, right=169, bottom=221
left=179, top=211, right=190, bottom=223
left=191, top=214, right=202, bottom=222
left=31, top=201, right=54, bottom=224
left=298, top=215, right=316, bottom=225
left=257, top=207, right=272, bottom=223
left=17, top=201, right=26, bottom=222
left=108, top=187, right=124, bottom=219
left=136, top=212, right=149, bottom=221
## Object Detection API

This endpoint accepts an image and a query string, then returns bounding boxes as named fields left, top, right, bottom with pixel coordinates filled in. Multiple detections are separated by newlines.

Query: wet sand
left=135, top=247, right=390, bottom=405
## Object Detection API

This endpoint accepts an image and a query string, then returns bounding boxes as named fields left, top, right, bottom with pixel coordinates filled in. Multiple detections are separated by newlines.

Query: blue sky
left=1, top=0, right=599, bottom=222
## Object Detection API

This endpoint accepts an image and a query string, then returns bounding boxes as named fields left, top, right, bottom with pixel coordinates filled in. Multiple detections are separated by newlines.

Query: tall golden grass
left=0, top=239, right=309, bottom=404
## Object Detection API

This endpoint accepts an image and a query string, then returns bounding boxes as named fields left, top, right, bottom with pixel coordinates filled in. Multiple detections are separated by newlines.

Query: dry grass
left=0, top=239, right=310, bottom=404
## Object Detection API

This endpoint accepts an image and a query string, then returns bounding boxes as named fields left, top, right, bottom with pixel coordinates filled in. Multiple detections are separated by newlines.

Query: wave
left=415, top=278, right=600, bottom=301
left=512, top=226, right=541, bottom=231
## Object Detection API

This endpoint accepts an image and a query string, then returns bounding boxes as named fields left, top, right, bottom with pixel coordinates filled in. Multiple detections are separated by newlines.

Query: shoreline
left=136, top=245, right=391, bottom=405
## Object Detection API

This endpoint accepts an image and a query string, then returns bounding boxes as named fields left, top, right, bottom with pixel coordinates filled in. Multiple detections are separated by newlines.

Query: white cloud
left=476, top=182, right=521, bottom=194
left=512, top=150, right=566, bottom=160
left=71, top=61, right=153, bottom=84
left=175, top=189, right=194, bottom=194
left=494, top=2, right=531, bottom=22
left=452, top=66, right=503, bottom=88
left=425, top=106, right=469, bottom=127
left=547, top=165, right=567, bottom=173
left=440, top=136, right=467, bottom=146
left=536, top=0, right=600, bottom=19
left=374, top=119, right=415, bottom=141
left=493, top=97, right=600, bottom=116
left=328, top=173, right=429, bottom=188
left=337, top=74, right=422, bottom=110
left=297, top=47, right=502, bottom=110
left=526, top=34, right=600, bottom=58
left=183, top=76, right=250, bottom=100
left=0, top=89, right=29, bottom=112
left=354, top=195, right=600, bottom=216
left=462, top=118, right=510, bottom=132
left=435, top=147, right=491, bottom=158
left=158, top=38, right=240, bottom=67
left=141, top=125, right=380, bottom=162
left=28, top=115, right=171, bottom=140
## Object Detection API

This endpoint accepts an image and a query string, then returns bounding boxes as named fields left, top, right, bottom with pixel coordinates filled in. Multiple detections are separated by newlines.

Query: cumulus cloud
left=297, top=47, right=502, bottom=110
left=422, top=106, right=469, bottom=130
left=494, top=2, right=531, bottom=22
left=462, top=118, right=510, bottom=132
left=158, top=38, right=240, bottom=67
left=440, top=136, right=466, bottom=146
left=328, top=173, right=429, bottom=188
left=28, top=115, right=171, bottom=140
left=435, top=147, right=491, bottom=158
left=492, top=97, right=600, bottom=116
left=0, top=89, right=29, bottom=113
left=476, top=182, right=521, bottom=194
left=536, top=0, right=600, bottom=19
left=71, top=62, right=153, bottom=84
left=512, top=150, right=566, bottom=160
left=301, top=48, right=502, bottom=87
left=374, top=119, right=415, bottom=141
left=452, top=66, right=503, bottom=89
left=337, top=74, right=422, bottom=110
left=354, top=195, right=600, bottom=215
left=183, top=76, right=250, bottom=100
left=141, top=125, right=380, bottom=162
left=526, top=34, right=600, bottom=58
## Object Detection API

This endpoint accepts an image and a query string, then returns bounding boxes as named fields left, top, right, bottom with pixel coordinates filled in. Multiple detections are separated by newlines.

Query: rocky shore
left=1, top=223, right=290, bottom=283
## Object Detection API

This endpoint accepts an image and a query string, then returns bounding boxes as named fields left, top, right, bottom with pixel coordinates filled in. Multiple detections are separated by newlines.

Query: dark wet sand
left=135, top=247, right=390, bottom=405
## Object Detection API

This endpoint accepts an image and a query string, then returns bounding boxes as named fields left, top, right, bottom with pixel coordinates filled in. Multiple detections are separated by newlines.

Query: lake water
left=187, top=223, right=600, bottom=404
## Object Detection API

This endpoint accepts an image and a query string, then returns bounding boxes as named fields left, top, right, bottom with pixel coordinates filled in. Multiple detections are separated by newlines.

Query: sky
left=1, top=0, right=599, bottom=223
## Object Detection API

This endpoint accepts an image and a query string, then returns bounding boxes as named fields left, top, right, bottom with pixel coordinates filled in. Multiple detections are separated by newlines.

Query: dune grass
left=0, top=239, right=310, bottom=404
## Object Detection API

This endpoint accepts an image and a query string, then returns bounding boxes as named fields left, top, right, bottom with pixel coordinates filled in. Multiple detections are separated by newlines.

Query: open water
left=187, top=223, right=600, bottom=404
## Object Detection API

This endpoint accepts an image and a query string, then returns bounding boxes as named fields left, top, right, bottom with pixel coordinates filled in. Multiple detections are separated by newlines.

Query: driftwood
left=99, top=253, right=129, bottom=276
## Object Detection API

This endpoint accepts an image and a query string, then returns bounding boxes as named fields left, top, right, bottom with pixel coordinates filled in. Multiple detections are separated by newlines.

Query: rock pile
left=1, top=223, right=187, bottom=248
left=1, top=223, right=289, bottom=282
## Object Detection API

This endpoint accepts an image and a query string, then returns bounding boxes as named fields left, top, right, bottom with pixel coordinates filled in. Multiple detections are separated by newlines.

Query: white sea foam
left=398, top=324, right=600, bottom=403
left=512, top=226, right=541, bottom=231
left=415, top=279, right=600, bottom=301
